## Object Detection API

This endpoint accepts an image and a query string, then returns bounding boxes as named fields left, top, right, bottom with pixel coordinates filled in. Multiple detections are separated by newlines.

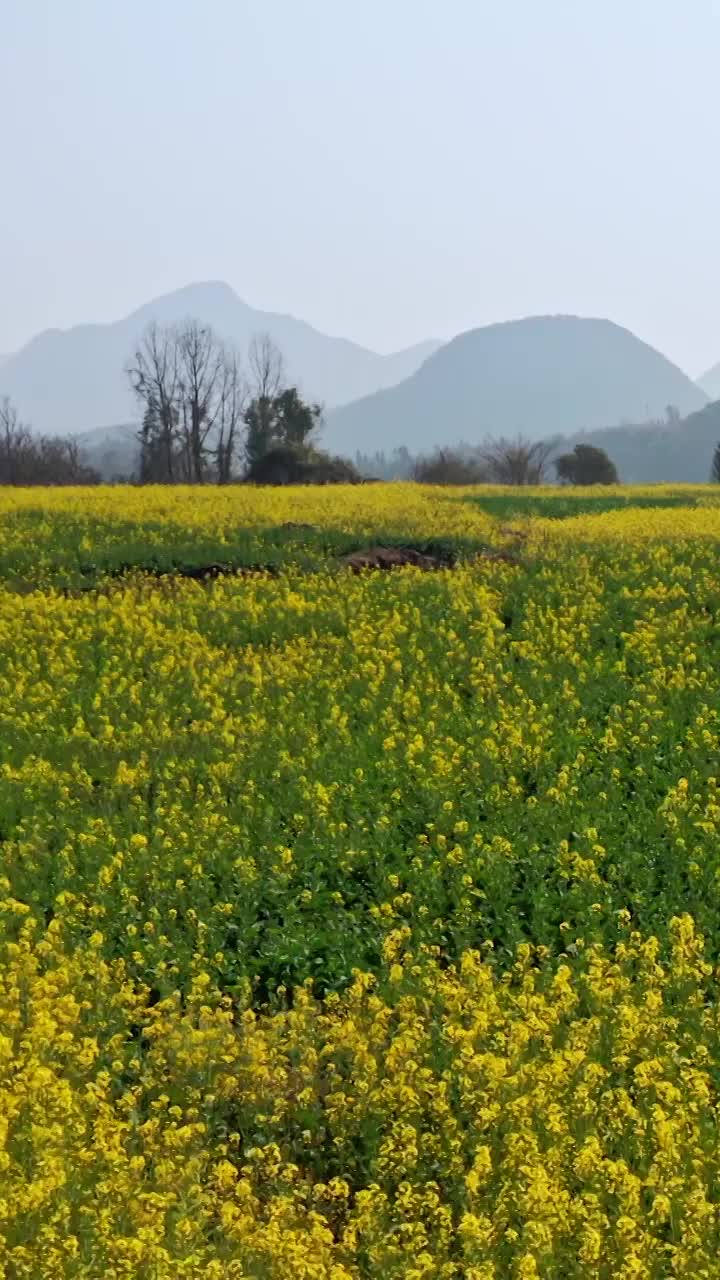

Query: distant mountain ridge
left=0, top=282, right=441, bottom=434
left=80, top=396, right=720, bottom=484
left=325, top=315, right=706, bottom=454
left=698, top=362, right=720, bottom=401
left=545, top=399, right=720, bottom=484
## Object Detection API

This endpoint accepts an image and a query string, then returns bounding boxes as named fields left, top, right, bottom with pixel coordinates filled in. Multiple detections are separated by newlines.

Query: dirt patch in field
left=58, top=562, right=281, bottom=593
left=469, top=546, right=522, bottom=566
left=339, top=544, right=522, bottom=573
left=340, top=546, right=452, bottom=572
left=48, top=541, right=521, bottom=596
left=123, top=562, right=280, bottom=582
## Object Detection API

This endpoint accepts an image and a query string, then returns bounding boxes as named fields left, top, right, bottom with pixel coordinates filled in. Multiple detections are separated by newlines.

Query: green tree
left=555, top=443, right=618, bottom=485
left=243, top=387, right=323, bottom=470
left=245, top=443, right=359, bottom=485
left=273, top=387, right=322, bottom=448
left=243, top=395, right=277, bottom=467
left=711, top=441, right=720, bottom=483
left=138, top=401, right=162, bottom=482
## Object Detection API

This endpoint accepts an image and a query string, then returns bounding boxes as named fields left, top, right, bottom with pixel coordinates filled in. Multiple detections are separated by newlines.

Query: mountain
left=0, top=282, right=441, bottom=434
left=325, top=315, right=707, bottom=455
left=698, top=362, right=720, bottom=401
left=545, top=400, right=720, bottom=484
left=77, top=424, right=139, bottom=480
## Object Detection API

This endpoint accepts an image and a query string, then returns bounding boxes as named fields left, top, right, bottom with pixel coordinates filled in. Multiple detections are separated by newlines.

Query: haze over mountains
left=547, top=401, right=720, bottom=485
left=1, top=284, right=716, bottom=482
left=0, top=282, right=441, bottom=434
left=325, top=316, right=707, bottom=454
left=698, top=362, right=720, bottom=402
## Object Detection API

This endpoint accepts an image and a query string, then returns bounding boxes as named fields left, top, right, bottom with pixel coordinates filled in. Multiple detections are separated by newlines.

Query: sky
left=2, top=0, right=720, bottom=375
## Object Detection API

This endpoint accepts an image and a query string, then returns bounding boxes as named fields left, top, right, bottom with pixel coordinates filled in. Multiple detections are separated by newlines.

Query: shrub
left=555, top=443, right=619, bottom=485
left=413, top=449, right=489, bottom=484
left=479, top=435, right=553, bottom=485
left=245, top=445, right=361, bottom=485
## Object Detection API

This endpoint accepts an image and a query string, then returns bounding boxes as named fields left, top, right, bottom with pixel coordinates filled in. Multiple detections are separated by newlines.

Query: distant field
left=2, top=484, right=720, bottom=1278
left=0, top=481, right=714, bottom=585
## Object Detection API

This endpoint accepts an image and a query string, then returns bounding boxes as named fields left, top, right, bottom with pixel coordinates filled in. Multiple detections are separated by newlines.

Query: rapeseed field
left=1, top=483, right=720, bottom=1278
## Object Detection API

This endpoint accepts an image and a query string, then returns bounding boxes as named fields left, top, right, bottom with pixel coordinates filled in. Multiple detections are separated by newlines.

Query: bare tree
left=176, top=322, right=228, bottom=482
left=0, top=398, right=33, bottom=483
left=0, top=397, right=99, bottom=485
left=479, top=435, right=553, bottom=485
left=244, top=334, right=285, bottom=467
left=126, top=322, right=246, bottom=483
left=413, top=448, right=490, bottom=485
left=248, top=332, right=284, bottom=400
left=214, top=350, right=245, bottom=484
left=35, top=435, right=100, bottom=484
left=126, top=323, right=180, bottom=482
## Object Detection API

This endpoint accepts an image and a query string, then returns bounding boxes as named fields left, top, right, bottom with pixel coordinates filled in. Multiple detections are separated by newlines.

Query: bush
left=479, top=435, right=553, bottom=485
left=413, top=449, right=489, bottom=484
left=555, top=444, right=619, bottom=485
left=245, top=445, right=361, bottom=485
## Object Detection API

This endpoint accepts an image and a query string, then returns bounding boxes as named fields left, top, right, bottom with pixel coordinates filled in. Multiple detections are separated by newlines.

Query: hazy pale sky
left=3, top=0, right=720, bottom=373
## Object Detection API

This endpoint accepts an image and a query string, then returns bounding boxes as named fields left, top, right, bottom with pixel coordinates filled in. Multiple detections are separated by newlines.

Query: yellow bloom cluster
left=1, top=918, right=718, bottom=1278
left=0, top=483, right=718, bottom=1277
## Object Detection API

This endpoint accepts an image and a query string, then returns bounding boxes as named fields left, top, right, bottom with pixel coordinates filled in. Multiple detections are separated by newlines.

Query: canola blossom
left=0, top=483, right=720, bottom=1277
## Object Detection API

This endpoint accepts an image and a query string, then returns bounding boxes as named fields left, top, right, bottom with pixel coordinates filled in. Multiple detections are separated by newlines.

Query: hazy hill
left=325, top=315, right=707, bottom=454
left=0, top=282, right=440, bottom=434
left=547, top=400, right=720, bottom=484
left=77, top=424, right=139, bottom=481
left=698, top=362, right=720, bottom=401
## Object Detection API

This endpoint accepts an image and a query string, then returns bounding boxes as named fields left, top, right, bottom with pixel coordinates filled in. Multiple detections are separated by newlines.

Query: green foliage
left=3, top=485, right=720, bottom=1274
left=465, top=491, right=690, bottom=520
left=555, top=443, right=619, bottom=485
left=243, top=387, right=322, bottom=470
left=3, top=507, right=720, bottom=992
left=242, top=394, right=276, bottom=468
left=245, top=444, right=361, bottom=486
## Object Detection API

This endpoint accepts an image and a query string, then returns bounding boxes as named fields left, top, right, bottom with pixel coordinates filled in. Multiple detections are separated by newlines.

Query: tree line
left=0, top=322, right=355, bottom=487
left=0, top=397, right=101, bottom=485
left=126, top=323, right=341, bottom=484
left=3, top=318, right=720, bottom=485
left=365, top=440, right=621, bottom=485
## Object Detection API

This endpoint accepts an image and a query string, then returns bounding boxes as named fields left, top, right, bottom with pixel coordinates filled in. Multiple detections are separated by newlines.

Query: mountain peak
left=129, top=280, right=253, bottom=329
left=327, top=314, right=707, bottom=454
left=0, top=287, right=436, bottom=433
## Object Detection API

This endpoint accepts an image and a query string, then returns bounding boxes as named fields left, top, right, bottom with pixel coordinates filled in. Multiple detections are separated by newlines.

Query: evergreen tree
left=138, top=401, right=162, bottom=482
left=242, top=395, right=277, bottom=468
left=711, top=441, right=720, bottom=483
